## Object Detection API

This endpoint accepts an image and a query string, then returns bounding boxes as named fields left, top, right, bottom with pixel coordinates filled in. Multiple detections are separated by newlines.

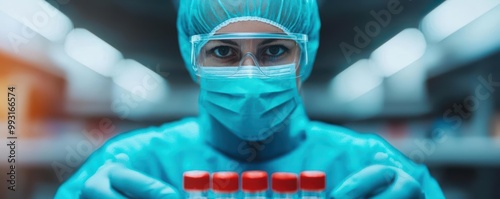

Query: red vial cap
left=183, top=171, right=210, bottom=191
left=242, top=171, right=268, bottom=192
left=212, top=172, right=239, bottom=193
left=272, top=172, right=298, bottom=193
left=300, top=171, right=326, bottom=191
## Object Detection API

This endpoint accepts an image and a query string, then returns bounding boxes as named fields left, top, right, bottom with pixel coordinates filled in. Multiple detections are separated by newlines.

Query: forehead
left=215, top=21, right=285, bottom=34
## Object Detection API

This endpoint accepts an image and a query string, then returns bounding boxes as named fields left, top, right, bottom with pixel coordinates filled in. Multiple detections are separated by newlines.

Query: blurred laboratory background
left=1, top=0, right=500, bottom=198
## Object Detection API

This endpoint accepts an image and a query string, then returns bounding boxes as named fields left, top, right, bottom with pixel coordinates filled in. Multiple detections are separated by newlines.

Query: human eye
left=210, top=46, right=237, bottom=58
left=263, top=45, right=289, bottom=57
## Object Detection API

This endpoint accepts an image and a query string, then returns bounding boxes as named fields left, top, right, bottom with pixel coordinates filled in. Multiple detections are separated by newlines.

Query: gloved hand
left=330, top=165, right=425, bottom=199
left=79, top=154, right=179, bottom=199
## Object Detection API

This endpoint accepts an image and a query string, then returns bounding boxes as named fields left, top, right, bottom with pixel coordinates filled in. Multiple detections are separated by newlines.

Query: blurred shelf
left=389, top=137, right=500, bottom=166
left=0, top=134, right=97, bottom=167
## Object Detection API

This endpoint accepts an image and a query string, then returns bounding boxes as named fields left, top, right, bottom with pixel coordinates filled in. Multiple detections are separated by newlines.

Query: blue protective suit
left=55, top=104, right=445, bottom=198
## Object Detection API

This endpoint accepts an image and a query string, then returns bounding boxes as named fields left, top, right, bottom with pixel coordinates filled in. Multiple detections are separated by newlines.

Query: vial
left=272, top=172, right=298, bottom=199
left=183, top=170, right=210, bottom=199
left=212, top=172, right=239, bottom=199
left=299, top=171, right=326, bottom=199
left=242, top=171, right=268, bottom=199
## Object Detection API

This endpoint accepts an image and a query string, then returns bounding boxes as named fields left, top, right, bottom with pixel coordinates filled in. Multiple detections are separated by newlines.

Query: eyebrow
left=259, top=39, right=278, bottom=46
left=212, top=39, right=286, bottom=47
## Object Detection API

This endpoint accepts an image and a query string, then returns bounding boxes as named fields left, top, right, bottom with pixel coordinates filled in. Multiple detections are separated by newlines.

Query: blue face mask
left=198, top=66, right=300, bottom=141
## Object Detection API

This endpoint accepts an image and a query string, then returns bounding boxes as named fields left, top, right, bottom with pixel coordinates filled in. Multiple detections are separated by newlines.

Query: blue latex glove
left=331, top=165, right=424, bottom=199
left=78, top=154, right=179, bottom=199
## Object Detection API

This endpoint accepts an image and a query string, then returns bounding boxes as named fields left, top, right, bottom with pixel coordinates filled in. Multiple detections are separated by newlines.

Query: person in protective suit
left=56, top=0, right=445, bottom=198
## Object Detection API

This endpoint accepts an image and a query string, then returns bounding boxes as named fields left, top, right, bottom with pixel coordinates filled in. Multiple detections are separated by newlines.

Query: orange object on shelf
left=0, top=50, right=66, bottom=138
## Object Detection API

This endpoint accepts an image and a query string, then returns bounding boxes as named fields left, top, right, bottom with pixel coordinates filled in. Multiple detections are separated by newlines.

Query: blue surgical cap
left=177, top=0, right=321, bottom=82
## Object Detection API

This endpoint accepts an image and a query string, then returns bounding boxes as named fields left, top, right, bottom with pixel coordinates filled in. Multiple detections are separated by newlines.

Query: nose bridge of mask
left=232, top=63, right=297, bottom=78
left=199, top=63, right=297, bottom=79
left=200, top=76, right=297, bottom=94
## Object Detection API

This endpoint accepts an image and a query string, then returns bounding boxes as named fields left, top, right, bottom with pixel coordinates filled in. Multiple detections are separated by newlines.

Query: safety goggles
left=191, top=33, right=308, bottom=78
